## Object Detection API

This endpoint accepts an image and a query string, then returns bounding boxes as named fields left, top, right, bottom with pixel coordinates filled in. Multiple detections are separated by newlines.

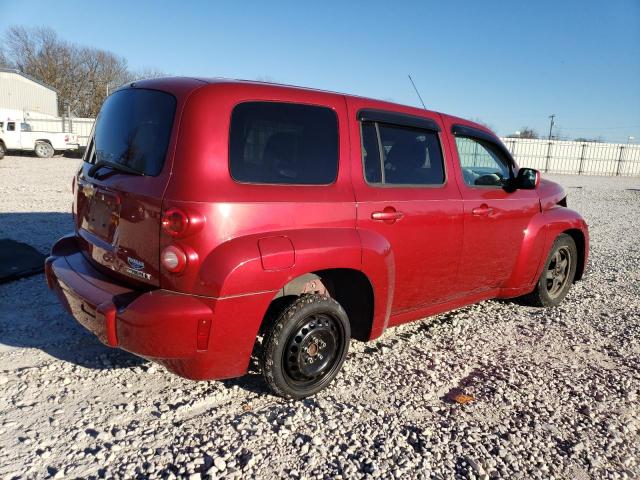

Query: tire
left=260, top=294, right=351, bottom=399
left=0, top=142, right=5, bottom=159
left=520, top=233, right=578, bottom=307
left=34, top=141, right=54, bottom=158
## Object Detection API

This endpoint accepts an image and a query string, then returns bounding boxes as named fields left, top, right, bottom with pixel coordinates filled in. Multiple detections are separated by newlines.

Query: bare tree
left=507, top=127, right=539, bottom=139
left=2, top=26, right=154, bottom=117
left=75, top=46, right=131, bottom=116
left=574, top=137, right=603, bottom=143
left=470, top=118, right=495, bottom=132
left=129, top=67, right=168, bottom=81
left=0, top=47, right=11, bottom=68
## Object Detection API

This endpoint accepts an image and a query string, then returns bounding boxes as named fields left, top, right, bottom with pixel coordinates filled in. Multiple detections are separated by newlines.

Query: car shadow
left=1, top=212, right=291, bottom=394
left=0, top=211, right=145, bottom=370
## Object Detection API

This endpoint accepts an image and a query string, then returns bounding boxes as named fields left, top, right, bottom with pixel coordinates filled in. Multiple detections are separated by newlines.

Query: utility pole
left=548, top=114, right=555, bottom=141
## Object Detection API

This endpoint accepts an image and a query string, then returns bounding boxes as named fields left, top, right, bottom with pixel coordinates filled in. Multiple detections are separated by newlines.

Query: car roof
left=127, top=76, right=490, bottom=134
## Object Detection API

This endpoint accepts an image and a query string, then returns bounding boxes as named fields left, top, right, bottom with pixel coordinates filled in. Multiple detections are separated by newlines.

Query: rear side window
left=93, top=88, right=176, bottom=176
left=362, top=122, right=445, bottom=186
left=229, top=102, right=338, bottom=185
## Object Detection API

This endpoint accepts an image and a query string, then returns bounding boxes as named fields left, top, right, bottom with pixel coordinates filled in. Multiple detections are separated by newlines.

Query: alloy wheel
left=545, top=246, right=571, bottom=298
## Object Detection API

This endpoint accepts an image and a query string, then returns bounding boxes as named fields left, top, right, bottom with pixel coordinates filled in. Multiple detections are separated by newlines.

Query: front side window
left=229, top=102, right=338, bottom=185
left=455, top=136, right=511, bottom=187
left=7, top=122, right=15, bottom=131
left=361, top=122, right=445, bottom=186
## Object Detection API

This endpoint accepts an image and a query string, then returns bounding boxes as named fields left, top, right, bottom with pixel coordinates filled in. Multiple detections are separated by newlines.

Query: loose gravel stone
left=213, top=457, right=226, bottom=471
left=0, top=156, right=639, bottom=479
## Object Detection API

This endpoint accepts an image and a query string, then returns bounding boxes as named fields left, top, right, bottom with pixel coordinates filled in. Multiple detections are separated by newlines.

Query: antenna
left=408, top=74, right=427, bottom=110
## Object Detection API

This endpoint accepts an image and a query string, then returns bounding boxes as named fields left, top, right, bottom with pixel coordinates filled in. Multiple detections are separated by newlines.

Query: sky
left=1, top=0, right=639, bottom=142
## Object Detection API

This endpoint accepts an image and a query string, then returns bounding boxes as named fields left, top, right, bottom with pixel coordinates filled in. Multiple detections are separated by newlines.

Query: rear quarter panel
left=162, top=82, right=359, bottom=298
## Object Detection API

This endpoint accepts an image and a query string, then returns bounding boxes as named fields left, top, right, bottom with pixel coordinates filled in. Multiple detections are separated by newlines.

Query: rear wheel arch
left=262, top=268, right=375, bottom=342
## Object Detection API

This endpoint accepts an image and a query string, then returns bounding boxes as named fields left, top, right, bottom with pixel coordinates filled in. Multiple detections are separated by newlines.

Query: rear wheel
left=521, top=233, right=577, bottom=307
left=260, top=294, right=350, bottom=399
left=34, top=141, right=54, bottom=158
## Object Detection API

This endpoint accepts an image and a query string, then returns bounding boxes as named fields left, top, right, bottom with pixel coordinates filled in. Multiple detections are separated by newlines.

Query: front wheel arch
left=564, top=228, right=586, bottom=281
left=520, top=233, right=578, bottom=307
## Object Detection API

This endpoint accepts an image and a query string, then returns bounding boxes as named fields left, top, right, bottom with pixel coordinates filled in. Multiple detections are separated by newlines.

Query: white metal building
left=0, top=68, right=58, bottom=117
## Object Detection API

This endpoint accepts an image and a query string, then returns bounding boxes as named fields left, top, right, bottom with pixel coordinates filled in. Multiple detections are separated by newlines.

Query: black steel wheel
left=520, top=233, right=578, bottom=307
left=260, top=294, right=350, bottom=399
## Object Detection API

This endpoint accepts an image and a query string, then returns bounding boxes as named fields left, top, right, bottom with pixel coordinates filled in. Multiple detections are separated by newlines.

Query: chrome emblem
left=127, top=257, right=145, bottom=270
left=124, top=268, right=151, bottom=281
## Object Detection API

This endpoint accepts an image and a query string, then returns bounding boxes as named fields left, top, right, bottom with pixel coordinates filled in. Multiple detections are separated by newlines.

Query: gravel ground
left=0, top=155, right=639, bottom=480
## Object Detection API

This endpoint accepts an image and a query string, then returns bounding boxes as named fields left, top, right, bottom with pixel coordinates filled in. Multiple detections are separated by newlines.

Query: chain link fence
left=25, top=116, right=95, bottom=148
left=21, top=116, right=640, bottom=176
left=501, top=138, right=640, bottom=177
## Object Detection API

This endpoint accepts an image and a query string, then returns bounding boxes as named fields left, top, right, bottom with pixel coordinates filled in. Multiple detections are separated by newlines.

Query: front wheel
left=521, top=233, right=578, bottom=307
left=34, top=141, right=54, bottom=158
left=260, top=294, right=351, bottom=399
left=0, top=142, right=6, bottom=159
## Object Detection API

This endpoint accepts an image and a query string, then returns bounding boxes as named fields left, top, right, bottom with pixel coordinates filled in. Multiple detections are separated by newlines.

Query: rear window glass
left=362, top=122, right=445, bottom=185
left=229, top=102, right=338, bottom=185
left=93, top=89, right=176, bottom=176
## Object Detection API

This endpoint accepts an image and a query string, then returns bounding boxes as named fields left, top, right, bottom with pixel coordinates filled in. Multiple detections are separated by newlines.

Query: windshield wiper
left=88, top=160, right=144, bottom=178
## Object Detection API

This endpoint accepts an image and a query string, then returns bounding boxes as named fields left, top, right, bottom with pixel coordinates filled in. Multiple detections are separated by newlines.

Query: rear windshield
left=93, top=88, right=176, bottom=176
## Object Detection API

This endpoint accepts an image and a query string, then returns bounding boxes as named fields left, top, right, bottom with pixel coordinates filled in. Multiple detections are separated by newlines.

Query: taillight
left=161, top=207, right=205, bottom=237
left=161, top=245, right=187, bottom=273
left=64, top=135, right=69, bottom=142
left=161, top=208, right=189, bottom=237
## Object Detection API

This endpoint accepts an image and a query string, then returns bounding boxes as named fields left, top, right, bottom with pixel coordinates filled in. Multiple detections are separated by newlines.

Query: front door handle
left=472, top=204, right=494, bottom=216
left=372, top=208, right=404, bottom=223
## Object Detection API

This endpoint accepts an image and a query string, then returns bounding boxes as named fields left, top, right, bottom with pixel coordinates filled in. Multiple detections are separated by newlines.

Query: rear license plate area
left=86, top=192, right=120, bottom=241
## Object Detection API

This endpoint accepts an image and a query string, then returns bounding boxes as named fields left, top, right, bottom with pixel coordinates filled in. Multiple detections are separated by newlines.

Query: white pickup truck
left=0, top=119, right=79, bottom=159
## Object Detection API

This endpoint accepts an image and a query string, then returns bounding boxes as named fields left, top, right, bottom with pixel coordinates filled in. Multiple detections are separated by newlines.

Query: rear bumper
left=45, top=234, right=273, bottom=380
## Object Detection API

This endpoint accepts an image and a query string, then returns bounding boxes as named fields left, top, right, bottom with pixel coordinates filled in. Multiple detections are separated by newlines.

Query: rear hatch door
left=75, top=87, right=177, bottom=287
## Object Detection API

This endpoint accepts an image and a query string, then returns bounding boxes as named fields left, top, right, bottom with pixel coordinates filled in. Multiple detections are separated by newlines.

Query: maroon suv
left=45, top=78, right=589, bottom=398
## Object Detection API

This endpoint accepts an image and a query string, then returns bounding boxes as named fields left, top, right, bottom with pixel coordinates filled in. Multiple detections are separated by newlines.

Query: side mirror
left=516, top=168, right=540, bottom=190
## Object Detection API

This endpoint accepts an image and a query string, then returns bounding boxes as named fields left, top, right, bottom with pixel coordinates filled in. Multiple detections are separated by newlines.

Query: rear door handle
left=372, top=208, right=404, bottom=223
left=472, top=204, right=494, bottom=216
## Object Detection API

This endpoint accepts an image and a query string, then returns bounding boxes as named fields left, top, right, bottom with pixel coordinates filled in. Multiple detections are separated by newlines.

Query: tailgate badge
left=127, top=257, right=145, bottom=270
